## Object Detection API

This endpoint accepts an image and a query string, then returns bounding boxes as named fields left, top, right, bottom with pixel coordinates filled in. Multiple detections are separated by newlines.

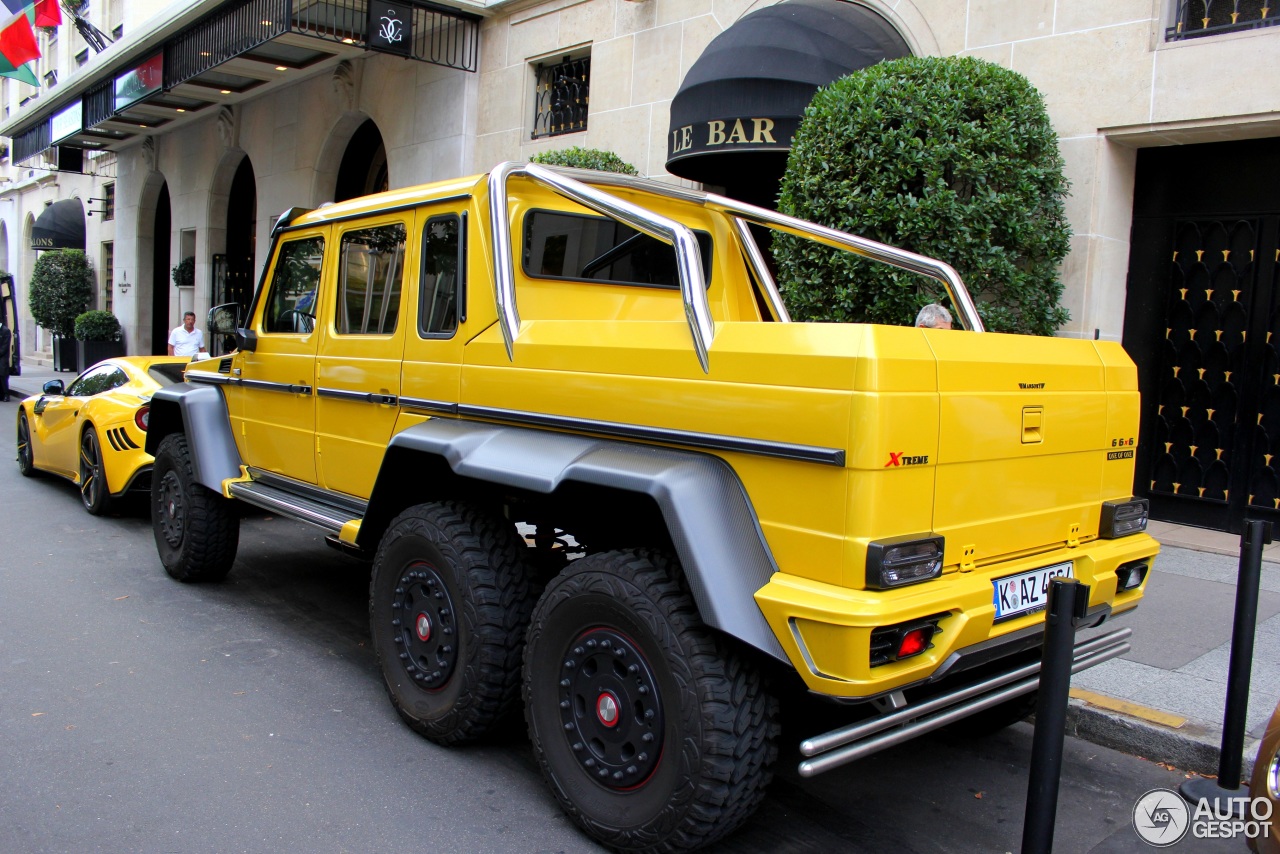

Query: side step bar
left=797, top=626, right=1132, bottom=777
left=228, top=479, right=360, bottom=537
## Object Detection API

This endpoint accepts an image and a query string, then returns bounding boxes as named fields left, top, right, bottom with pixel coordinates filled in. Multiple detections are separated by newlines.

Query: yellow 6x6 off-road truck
left=147, top=163, right=1158, bottom=852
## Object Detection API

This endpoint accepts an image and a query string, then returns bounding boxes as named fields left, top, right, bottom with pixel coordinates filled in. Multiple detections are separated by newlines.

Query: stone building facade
left=1, top=0, right=1276, bottom=529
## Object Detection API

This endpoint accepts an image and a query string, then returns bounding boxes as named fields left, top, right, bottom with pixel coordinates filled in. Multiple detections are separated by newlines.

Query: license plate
left=992, top=561, right=1073, bottom=622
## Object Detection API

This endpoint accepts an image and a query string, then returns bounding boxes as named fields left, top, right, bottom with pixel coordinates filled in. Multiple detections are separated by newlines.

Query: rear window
left=148, top=363, right=187, bottom=386
left=522, top=210, right=712, bottom=289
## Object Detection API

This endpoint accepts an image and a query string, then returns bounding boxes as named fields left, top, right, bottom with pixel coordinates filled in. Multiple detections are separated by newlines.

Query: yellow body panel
left=20, top=355, right=191, bottom=498
left=212, top=171, right=1159, bottom=700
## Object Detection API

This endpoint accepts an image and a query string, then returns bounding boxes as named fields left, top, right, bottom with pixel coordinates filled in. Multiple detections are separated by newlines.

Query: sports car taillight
left=135, top=405, right=150, bottom=431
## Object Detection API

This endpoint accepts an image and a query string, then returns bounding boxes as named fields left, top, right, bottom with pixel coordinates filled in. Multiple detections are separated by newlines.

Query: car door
left=31, top=364, right=124, bottom=476
left=397, top=204, right=471, bottom=436
left=233, top=228, right=327, bottom=484
left=314, top=215, right=412, bottom=498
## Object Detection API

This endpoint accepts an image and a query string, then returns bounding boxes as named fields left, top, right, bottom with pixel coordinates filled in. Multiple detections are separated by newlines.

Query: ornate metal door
left=1125, top=138, right=1280, bottom=532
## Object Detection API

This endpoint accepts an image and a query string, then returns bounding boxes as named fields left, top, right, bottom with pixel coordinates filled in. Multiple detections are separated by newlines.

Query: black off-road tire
left=523, top=549, right=779, bottom=853
left=79, top=428, right=112, bottom=516
left=16, top=409, right=36, bottom=477
left=151, top=433, right=239, bottom=582
left=369, top=501, right=536, bottom=746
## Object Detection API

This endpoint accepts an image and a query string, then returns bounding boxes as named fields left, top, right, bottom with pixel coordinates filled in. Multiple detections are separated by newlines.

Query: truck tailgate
left=926, top=332, right=1124, bottom=566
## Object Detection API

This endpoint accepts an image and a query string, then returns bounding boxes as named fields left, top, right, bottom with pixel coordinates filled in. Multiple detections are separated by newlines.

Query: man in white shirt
left=168, top=311, right=207, bottom=358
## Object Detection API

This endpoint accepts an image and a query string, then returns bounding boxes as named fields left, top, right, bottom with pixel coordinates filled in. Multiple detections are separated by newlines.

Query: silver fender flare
left=145, top=383, right=242, bottom=491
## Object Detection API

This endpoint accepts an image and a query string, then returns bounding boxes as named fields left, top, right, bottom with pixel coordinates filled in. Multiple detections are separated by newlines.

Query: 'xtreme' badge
left=885, top=452, right=930, bottom=468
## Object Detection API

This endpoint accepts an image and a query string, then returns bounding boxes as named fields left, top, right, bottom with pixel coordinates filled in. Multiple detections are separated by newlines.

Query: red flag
left=0, top=13, right=38, bottom=68
left=32, top=0, right=59, bottom=28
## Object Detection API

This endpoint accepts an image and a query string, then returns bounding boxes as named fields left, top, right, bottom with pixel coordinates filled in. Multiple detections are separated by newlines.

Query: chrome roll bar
left=485, top=164, right=983, bottom=374
left=530, top=166, right=985, bottom=334
left=487, top=161, right=716, bottom=373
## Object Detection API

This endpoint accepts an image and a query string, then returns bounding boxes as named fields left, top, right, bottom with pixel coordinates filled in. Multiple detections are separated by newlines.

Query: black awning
left=666, top=0, right=910, bottom=188
left=31, top=198, right=86, bottom=251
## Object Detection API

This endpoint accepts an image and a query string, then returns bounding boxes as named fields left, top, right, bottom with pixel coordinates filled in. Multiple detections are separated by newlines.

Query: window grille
left=1167, top=0, right=1277, bottom=39
left=532, top=55, right=590, bottom=140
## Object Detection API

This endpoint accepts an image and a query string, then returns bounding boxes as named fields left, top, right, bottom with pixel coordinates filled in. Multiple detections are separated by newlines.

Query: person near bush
left=168, top=311, right=206, bottom=358
left=915, top=304, right=953, bottom=330
left=0, top=320, right=10, bottom=401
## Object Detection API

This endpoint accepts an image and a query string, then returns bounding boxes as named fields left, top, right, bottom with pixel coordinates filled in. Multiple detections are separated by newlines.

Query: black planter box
left=53, top=337, right=78, bottom=372
left=77, top=339, right=125, bottom=371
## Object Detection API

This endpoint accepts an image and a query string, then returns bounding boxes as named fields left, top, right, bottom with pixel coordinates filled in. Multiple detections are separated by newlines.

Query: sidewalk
left=6, top=359, right=1276, bottom=779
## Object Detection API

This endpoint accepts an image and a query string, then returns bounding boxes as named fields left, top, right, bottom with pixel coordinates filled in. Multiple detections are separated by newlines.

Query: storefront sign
left=50, top=100, right=83, bottom=143
left=114, top=53, right=163, bottom=112
left=367, top=2, right=413, bottom=55
left=667, top=115, right=801, bottom=161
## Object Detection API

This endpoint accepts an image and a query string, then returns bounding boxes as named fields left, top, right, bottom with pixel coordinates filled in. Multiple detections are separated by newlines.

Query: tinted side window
left=419, top=214, right=462, bottom=337
left=337, top=223, right=406, bottom=336
left=263, top=236, right=324, bottom=334
left=69, top=366, right=127, bottom=397
left=522, top=210, right=713, bottom=289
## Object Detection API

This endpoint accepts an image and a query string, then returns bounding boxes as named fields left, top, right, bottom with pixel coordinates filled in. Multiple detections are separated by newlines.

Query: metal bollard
left=1022, top=576, right=1091, bottom=854
left=1180, top=518, right=1272, bottom=815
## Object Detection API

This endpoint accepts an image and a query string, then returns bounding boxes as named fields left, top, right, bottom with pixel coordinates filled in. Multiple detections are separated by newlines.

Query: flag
left=32, top=0, right=58, bottom=28
left=0, top=12, right=38, bottom=68
left=0, top=52, right=36, bottom=85
left=0, top=0, right=62, bottom=86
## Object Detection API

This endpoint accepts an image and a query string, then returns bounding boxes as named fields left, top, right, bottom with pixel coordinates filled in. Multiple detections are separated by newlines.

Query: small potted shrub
left=529, top=146, right=639, bottom=175
left=28, top=249, right=94, bottom=371
left=171, top=257, right=195, bottom=289
left=74, top=309, right=124, bottom=368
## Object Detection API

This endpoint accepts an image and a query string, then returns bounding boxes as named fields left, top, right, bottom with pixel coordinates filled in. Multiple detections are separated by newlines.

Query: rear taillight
left=869, top=614, right=945, bottom=667
left=1100, top=498, right=1148, bottom=538
left=866, top=534, right=944, bottom=589
left=135, top=405, right=150, bottom=432
left=1115, top=560, right=1148, bottom=591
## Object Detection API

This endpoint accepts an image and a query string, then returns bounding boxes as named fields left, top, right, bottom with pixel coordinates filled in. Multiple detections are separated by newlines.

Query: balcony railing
left=1167, top=0, right=1278, bottom=40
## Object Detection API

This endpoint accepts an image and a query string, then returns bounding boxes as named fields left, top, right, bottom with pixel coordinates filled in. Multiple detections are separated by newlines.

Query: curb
left=1067, top=698, right=1257, bottom=780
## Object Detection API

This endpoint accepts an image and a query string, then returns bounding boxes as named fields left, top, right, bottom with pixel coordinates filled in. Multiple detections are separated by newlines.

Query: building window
left=103, top=183, right=114, bottom=220
left=43, top=70, right=57, bottom=88
left=531, top=54, right=590, bottom=140
left=75, top=49, right=88, bottom=67
left=111, top=24, right=122, bottom=40
left=1167, top=0, right=1278, bottom=40
left=102, top=242, right=113, bottom=313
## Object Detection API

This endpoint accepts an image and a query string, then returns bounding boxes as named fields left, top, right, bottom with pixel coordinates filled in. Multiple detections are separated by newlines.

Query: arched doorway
left=221, top=155, right=256, bottom=335
left=151, top=183, right=171, bottom=355
left=666, top=0, right=910, bottom=208
left=334, top=119, right=388, bottom=202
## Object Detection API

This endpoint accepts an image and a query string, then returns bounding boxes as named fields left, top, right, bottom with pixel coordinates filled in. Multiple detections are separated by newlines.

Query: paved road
left=0, top=408, right=1245, bottom=853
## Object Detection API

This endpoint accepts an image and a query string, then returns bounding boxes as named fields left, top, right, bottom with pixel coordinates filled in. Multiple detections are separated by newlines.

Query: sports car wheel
left=79, top=429, right=111, bottom=516
left=370, top=501, right=536, bottom=746
left=16, top=410, right=35, bottom=477
left=523, top=550, right=779, bottom=853
left=151, top=433, right=239, bottom=582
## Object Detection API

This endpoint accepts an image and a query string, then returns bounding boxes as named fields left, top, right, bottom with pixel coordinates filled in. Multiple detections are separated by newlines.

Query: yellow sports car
left=16, top=355, right=192, bottom=515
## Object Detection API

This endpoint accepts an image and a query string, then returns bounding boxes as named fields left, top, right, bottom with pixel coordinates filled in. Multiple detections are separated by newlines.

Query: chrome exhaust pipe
left=797, top=626, right=1132, bottom=777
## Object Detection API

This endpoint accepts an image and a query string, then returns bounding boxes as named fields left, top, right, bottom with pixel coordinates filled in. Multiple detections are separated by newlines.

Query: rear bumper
left=753, top=533, right=1159, bottom=698
left=796, top=625, right=1133, bottom=776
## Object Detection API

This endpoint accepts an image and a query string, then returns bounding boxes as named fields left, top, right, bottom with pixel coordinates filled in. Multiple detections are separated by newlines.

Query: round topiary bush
left=529, top=146, right=639, bottom=176
left=774, top=55, right=1071, bottom=335
left=29, top=249, right=95, bottom=339
left=74, top=310, right=121, bottom=342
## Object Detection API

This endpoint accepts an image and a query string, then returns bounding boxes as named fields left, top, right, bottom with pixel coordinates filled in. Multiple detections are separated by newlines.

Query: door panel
left=315, top=216, right=412, bottom=498
left=1124, top=138, right=1280, bottom=532
left=233, top=230, right=326, bottom=484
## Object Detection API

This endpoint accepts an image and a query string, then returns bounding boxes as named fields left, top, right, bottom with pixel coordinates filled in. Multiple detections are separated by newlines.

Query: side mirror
left=42, top=379, right=64, bottom=396
left=207, top=303, right=241, bottom=336
left=236, top=328, right=257, bottom=353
